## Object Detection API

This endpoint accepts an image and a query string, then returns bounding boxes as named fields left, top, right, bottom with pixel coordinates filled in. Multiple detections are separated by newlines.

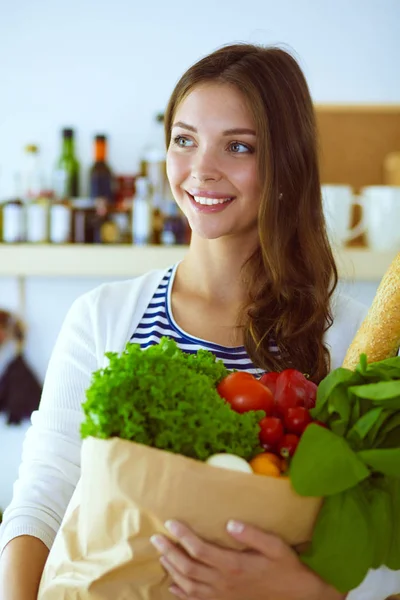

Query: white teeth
left=193, top=196, right=232, bottom=205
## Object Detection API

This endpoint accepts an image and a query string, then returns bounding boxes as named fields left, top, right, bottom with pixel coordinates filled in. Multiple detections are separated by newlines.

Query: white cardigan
left=0, top=267, right=399, bottom=600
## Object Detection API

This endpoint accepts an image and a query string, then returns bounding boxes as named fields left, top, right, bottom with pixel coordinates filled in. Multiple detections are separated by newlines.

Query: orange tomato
left=260, top=452, right=282, bottom=469
left=249, top=453, right=281, bottom=477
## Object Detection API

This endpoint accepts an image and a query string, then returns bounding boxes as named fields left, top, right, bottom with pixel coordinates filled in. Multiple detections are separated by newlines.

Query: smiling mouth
left=186, top=192, right=235, bottom=206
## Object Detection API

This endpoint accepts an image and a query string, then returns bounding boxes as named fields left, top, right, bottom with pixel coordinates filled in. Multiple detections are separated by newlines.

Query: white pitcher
left=359, top=186, right=400, bottom=252
left=321, top=185, right=365, bottom=249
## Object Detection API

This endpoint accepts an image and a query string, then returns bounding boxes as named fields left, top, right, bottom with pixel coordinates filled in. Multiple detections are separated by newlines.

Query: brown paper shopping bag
left=39, top=437, right=322, bottom=600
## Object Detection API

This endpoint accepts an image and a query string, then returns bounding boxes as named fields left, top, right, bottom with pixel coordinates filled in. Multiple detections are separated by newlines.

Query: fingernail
left=150, top=535, right=166, bottom=551
left=164, top=520, right=179, bottom=536
left=227, top=520, right=245, bottom=534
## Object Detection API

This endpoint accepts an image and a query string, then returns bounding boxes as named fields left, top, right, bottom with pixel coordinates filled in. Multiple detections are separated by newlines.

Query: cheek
left=233, top=162, right=260, bottom=199
left=166, top=152, right=188, bottom=190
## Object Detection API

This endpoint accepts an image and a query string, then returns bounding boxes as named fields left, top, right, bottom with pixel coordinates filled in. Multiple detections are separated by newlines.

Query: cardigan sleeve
left=0, top=289, right=99, bottom=554
left=347, top=567, right=400, bottom=599
left=0, top=270, right=165, bottom=556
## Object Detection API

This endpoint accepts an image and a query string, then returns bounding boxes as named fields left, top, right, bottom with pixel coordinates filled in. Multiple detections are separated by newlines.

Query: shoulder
left=87, top=269, right=167, bottom=305
left=325, top=290, right=369, bottom=371
left=81, top=268, right=168, bottom=311
left=62, top=267, right=170, bottom=362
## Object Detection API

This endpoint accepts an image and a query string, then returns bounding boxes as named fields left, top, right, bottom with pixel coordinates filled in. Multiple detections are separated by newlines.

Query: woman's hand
left=150, top=520, right=345, bottom=600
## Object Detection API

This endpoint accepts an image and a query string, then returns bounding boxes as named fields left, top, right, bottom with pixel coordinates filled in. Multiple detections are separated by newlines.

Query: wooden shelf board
left=0, top=244, right=396, bottom=281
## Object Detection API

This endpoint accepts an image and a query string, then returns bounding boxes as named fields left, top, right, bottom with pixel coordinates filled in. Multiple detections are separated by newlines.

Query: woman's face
left=166, top=82, right=261, bottom=241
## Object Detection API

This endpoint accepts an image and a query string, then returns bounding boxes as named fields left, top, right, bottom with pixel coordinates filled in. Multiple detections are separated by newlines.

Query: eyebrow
left=172, top=121, right=256, bottom=136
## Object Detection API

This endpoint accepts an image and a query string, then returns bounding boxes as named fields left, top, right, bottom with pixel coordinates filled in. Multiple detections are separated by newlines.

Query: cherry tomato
left=303, top=380, right=318, bottom=410
left=274, top=369, right=310, bottom=414
left=217, top=372, right=275, bottom=414
left=259, top=372, right=280, bottom=396
left=284, top=406, right=312, bottom=435
left=277, top=433, right=300, bottom=458
left=259, top=416, right=284, bottom=447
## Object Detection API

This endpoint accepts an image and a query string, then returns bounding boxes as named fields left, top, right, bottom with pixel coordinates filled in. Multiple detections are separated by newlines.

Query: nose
left=190, top=148, right=222, bottom=183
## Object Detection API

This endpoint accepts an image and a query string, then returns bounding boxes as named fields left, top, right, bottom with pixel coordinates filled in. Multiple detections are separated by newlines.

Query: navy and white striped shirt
left=130, top=264, right=279, bottom=376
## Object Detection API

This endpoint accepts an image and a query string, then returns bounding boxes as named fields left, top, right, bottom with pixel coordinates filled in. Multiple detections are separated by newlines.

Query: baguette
left=342, top=252, right=400, bottom=370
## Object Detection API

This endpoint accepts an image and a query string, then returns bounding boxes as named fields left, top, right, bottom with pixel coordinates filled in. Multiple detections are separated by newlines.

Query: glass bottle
left=2, top=174, right=25, bottom=243
left=89, top=134, right=114, bottom=207
left=26, top=193, right=50, bottom=243
left=161, top=201, right=187, bottom=245
left=112, top=175, right=135, bottom=243
left=22, top=144, right=43, bottom=201
left=90, top=198, right=119, bottom=244
left=49, top=197, right=72, bottom=243
left=72, top=198, right=96, bottom=244
left=22, top=145, right=49, bottom=243
left=141, top=113, right=167, bottom=197
left=132, top=177, right=152, bottom=245
left=141, top=113, right=170, bottom=242
left=53, top=128, right=80, bottom=199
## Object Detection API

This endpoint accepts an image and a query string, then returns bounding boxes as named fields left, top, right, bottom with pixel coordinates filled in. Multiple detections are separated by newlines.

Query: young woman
left=1, top=43, right=398, bottom=600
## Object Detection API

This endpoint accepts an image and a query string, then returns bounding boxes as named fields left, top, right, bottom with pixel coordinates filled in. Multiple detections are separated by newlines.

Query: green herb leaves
left=357, top=448, right=400, bottom=478
left=301, top=485, right=373, bottom=593
left=290, top=424, right=370, bottom=496
left=81, top=337, right=264, bottom=461
left=290, top=353, right=400, bottom=593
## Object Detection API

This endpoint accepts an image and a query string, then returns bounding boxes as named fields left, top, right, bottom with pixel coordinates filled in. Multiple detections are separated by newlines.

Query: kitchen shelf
left=0, top=244, right=396, bottom=281
left=0, top=244, right=187, bottom=277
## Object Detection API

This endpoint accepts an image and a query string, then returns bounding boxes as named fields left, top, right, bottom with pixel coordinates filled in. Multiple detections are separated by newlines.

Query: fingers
left=226, top=520, right=295, bottom=561
left=164, top=521, right=239, bottom=572
left=169, top=584, right=189, bottom=599
left=151, top=533, right=217, bottom=582
left=161, top=556, right=214, bottom=599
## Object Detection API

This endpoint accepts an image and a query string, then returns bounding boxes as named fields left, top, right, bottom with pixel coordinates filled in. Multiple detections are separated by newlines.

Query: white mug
left=359, top=186, right=400, bottom=252
left=321, top=185, right=365, bottom=248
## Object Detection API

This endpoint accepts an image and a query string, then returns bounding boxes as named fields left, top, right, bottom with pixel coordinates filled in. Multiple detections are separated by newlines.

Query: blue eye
left=229, top=142, right=253, bottom=154
left=173, top=135, right=194, bottom=147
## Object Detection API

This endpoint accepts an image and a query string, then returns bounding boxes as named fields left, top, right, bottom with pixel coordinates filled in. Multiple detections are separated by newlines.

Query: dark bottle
left=72, top=198, right=97, bottom=244
left=54, top=128, right=80, bottom=199
left=161, top=201, right=187, bottom=245
left=89, top=135, right=114, bottom=206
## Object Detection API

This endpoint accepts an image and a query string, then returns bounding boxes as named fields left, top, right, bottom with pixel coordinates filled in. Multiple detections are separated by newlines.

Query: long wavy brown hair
left=164, top=43, right=338, bottom=383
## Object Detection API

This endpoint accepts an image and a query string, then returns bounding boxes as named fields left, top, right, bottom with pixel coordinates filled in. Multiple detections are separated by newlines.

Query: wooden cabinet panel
left=316, top=105, right=400, bottom=193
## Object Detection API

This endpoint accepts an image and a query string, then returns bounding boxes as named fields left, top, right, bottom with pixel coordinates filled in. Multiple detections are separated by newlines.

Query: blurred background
left=0, top=0, right=400, bottom=513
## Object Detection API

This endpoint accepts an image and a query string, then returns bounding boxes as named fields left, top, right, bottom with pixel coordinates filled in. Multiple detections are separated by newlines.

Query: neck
left=177, top=232, right=259, bottom=306
left=63, top=138, right=74, bottom=157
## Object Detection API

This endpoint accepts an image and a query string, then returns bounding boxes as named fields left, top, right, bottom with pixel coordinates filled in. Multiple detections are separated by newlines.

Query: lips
left=185, top=191, right=235, bottom=213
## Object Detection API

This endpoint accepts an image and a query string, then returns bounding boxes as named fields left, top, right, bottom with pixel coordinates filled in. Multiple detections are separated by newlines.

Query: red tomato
left=284, top=406, right=312, bottom=435
left=259, top=416, right=284, bottom=447
left=259, top=372, right=280, bottom=396
left=217, top=372, right=275, bottom=414
left=277, top=433, right=300, bottom=458
left=303, top=380, right=318, bottom=410
left=274, top=369, right=310, bottom=414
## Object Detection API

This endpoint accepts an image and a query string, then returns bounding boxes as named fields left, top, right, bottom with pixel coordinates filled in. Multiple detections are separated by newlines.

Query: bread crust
left=342, top=252, right=400, bottom=370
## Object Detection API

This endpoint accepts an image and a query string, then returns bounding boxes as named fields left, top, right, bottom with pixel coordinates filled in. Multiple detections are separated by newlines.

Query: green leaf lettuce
left=80, top=337, right=264, bottom=461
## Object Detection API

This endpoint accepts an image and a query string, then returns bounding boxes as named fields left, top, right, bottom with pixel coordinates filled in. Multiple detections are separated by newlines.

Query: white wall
left=1, top=0, right=399, bottom=511
left=0, top=0, right=399, bottom=198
